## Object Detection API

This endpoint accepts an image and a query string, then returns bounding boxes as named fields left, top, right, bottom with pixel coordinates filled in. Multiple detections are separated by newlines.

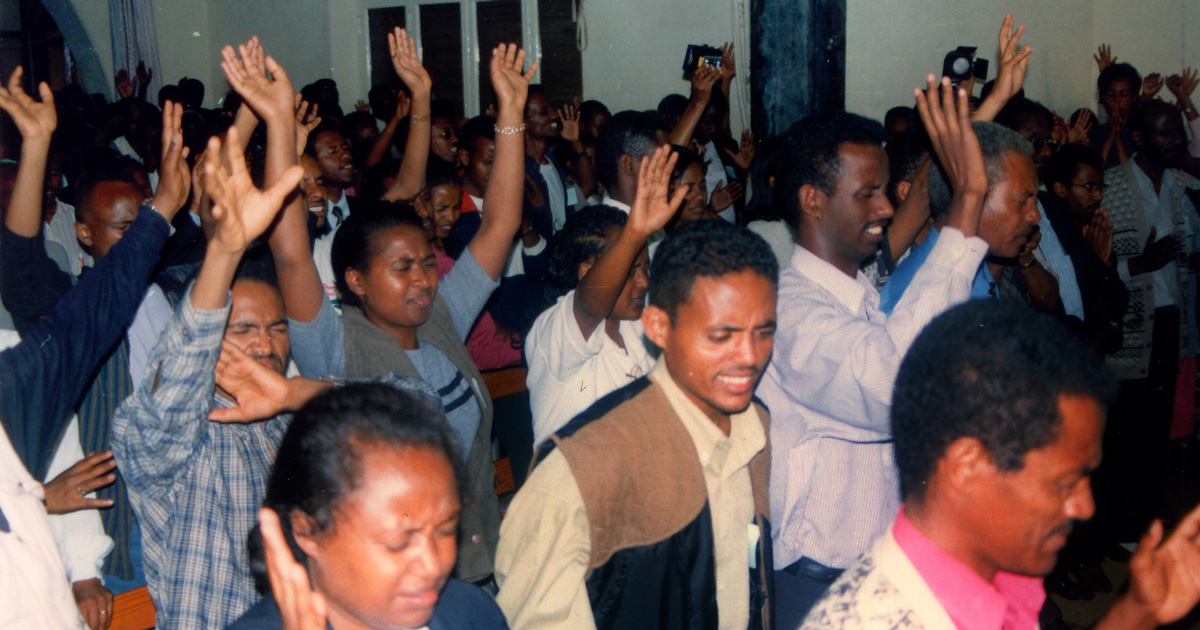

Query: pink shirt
left=893, top=508, right=1045, bottom=630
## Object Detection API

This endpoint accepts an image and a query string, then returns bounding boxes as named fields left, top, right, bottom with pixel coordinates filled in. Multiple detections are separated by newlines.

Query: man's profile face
left=76, top=181, right=146, bottom=259
left=821, top=142, right=893, bottom=270
left=430, top=117, right=459, bottom=164
left=223, top=280, right=290, bottom=376
left=977, top=152, right=1040, bottom=259
left=1136, top=109, right=1188, bottom=168
left=300, top=155, right=328, bottom=229
left=644, top=270, right=777, bottom=423
left=459, top=137, right=495, bottom=193
left=971, top=393, right=1103, bottom=578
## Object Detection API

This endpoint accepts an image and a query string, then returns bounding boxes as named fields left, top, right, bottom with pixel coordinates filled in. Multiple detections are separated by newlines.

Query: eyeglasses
left=1031, top=137, right=1061, bottom=153
left=1069, top=181, right=1106, bottom=194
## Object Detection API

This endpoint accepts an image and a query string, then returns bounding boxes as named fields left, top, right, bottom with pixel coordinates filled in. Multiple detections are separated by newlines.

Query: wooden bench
left=110, top=585, right=155, bottom=630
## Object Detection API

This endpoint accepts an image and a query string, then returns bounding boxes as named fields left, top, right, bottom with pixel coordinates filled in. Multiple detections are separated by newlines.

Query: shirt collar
left=791, top=244, right=872, bottom=314
left=893, top=507, right=1045, bottom=630
left=649, top=360, right=765, bottom=480
left=601, top=193, right=632, bottom=213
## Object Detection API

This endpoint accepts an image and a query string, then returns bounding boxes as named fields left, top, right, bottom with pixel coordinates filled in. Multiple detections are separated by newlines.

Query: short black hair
left=885, top=126, right=931, bottom=206
left=892, top=300, right=1117, bottom=502
left=927, top=122, right=1031, bottom=218
left=648, top=219, right=778, bottom=323
left=425, top=157, right=462, bottom=191
left=248, top=382, right=456, bottom=592
left=458, top=115, right=495, bottom=157
left=670, top=144, right=704, bottom=181
left=74, top=168, right=143, bottom=222
left=1043, top=144, right=1104, bottom=189
left=776, top=112, right=885, bottom=228
left=658, top=94, right=689, bottom=125
left=233, top=243, right=279, bottom=290
left=331, top=202, right=425, bottom=309
left=304, top=123, right=343, bottom=158
left=546, top=205, right=628, bottom=295
left=594, top=110, right=666, bottom=191
left=430, top=98, right=457, bottom=123
left=1098, top=62, right=1142, bottom=97
left=884, top=106, right=913, bottom=128
left=1127, top=98, right=1182, bottom=137
left=995, top=97, right=1054, bottom=135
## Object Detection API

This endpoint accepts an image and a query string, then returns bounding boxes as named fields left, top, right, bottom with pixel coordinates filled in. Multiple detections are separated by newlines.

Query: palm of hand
left=0, top=71, right=56, bottom=141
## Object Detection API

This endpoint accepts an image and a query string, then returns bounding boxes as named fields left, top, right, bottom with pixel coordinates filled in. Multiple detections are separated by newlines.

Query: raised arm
left=885, top=159, right=932, bottom=260
left=0, top=67, right=55, bottom=238
left=669, top=66, right=721, bottom=147
left=972, top=13, right=1032, bottom=123
left=366, top=90, right=407, bottom=168
left=468, top=43, right=538, bottom=279
left=381, top=28, right=434, bottom=202
left=222, top=37, right=327, bottom=323
left=560, top=103, right=598, bottom=198
left=574, top=145, right=686, bottom=339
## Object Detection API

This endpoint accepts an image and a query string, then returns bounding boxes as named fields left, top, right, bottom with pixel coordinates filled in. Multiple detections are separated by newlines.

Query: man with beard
left=802, top=299, right=1200, bottom=630
left=1100, top=98, right=1196, bottom=541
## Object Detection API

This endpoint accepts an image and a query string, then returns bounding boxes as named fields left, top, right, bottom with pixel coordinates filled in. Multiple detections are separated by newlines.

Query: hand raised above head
left=720, top=42, right=736, bottom=82
left=1143, top=73, right=1165, bottom=100
left=0, top=67, right=56, bottom=145
left=1095, top=43, right=1116, bottom=72
left=490, top=43, right=538, bottom=112
left=202, top=126, right=303, bottom=255
left=723, top=130, right=755, bottom=170
left=974, top=12, right=1031, bottom=122
left=628, top=145, right=689, bottom=237
left=388, top=27, right=432, bottom=96
left=690, top=66, right=721, bottom=100
left=221, top=36, right=295, bottom=123
left=914, top=74, right=986, bottom=200
left=149, top=101, right=192, bottom=220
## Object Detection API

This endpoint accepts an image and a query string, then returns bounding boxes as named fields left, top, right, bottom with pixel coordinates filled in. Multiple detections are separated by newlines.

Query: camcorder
left=683, top=44, right=723, bottom=72
left=941, top=47, right=989, bottom=85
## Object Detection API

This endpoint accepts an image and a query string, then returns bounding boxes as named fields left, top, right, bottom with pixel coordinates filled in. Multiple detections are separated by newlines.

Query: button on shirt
left=893, top=508, right=1044, bottom=630
left=756, top=228, right=987, bottom=569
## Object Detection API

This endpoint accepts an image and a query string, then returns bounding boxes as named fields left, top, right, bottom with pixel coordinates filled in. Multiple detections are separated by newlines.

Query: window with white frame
left=365, top=0, right=581, bottom=118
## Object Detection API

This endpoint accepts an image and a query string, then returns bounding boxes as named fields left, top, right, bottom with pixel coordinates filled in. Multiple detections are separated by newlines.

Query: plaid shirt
left=113, top=291, right=435, bottom=629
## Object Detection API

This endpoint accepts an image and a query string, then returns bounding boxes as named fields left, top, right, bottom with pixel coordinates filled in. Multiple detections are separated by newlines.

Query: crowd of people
left=8, top=10, right=1200, bottom=630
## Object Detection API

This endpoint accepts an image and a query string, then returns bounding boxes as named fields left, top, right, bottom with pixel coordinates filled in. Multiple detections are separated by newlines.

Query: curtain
left=108, top=0, right=161, bottom=100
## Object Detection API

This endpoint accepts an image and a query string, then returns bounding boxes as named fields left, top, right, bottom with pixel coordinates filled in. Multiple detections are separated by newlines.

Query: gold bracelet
left=410, top=114, right=431, bottom=124
left=494, top=122, right=526, bottom=135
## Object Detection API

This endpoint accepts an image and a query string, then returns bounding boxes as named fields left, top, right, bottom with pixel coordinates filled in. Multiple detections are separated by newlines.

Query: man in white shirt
left=594, top=111, right=669, bottom=214
left=755, top=84, right=991, bottom=628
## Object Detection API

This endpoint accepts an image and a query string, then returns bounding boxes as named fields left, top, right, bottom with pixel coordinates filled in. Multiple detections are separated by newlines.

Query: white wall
left=846, top=0, right=1200, bottom=125
left=152, top=0, right=212, bottom=102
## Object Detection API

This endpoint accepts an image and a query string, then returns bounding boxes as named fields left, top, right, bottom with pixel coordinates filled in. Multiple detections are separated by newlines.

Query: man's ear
left=641, top=303, right=671, bottom=350
left=619, top=154, right=638, bottom=178
left=289, top=509, right=321, bottom=559
left=896, top=180, right=912, bottom=204
left=1051, top=181, right=1069, bottom=199
left=74, top=221, right=93, bottom=248
left=577, top=259, right=594, bottom=282
left=941, top=436, right=996, bottom=494
left=798, top=184, right=826, bottom=221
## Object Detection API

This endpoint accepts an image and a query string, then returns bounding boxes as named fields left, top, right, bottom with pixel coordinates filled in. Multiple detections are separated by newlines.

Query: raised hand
left=915, top=74, right=987, bottom=200
left=259, top=508, right=328, bottom=630
left=221, top=36, right=295, bottom=123
left=710, top=180, right=744, bottom=213
left=355, top=99, right=370, bottom=113
left=388, top=28, right=433, bottom=97
left=1125, top=503, right=1200, bottom=625
left=135, top=61, right=152, bottom=89
left=0, top=67, right=56, bottom=145
left=484, top=102, right=497, bottom=117
left=490, top=43, right=538, bottom=112
left=1051, top=112, right=1069, bottom=145
left=1095, top=44, right=1116, bottom=72
left=42, top=451, right=117, bottom=514
left=1143, top=73, right=1164, bottom=100
left=915, top=74, right=987, bottom=234
left=723, top=130, right=755, bottom=170
left=1067, top=109, right=1094, bottom=144
left=628, top=145, right=689, bottom=236
left=293, top=94, right=321, bottom=156
left=210, top=340, right=296, bottom=423
left=393, top=90, right=411, bottom=120
left=1083, top=207, right=1114, bottom=265
left=720, top=42, right=737, bottom=84
left=690, top=65, right=721, bottom=100
left=559, top=103, right=581, bottom=143
left=114, top=69, right=134, bottom=99
left=974, top=13, right=1032, bottom=122
left=148, top=101, right=192, bottom=220
left=202, top=126, right=304, bottom=255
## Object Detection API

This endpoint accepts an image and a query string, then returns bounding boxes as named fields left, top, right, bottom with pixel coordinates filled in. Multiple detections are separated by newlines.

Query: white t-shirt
left=525, top=290, right=653, bottom=448
left=702, top=140, right=735, bottom=223
left=313, top=228, right=342, bottom=311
